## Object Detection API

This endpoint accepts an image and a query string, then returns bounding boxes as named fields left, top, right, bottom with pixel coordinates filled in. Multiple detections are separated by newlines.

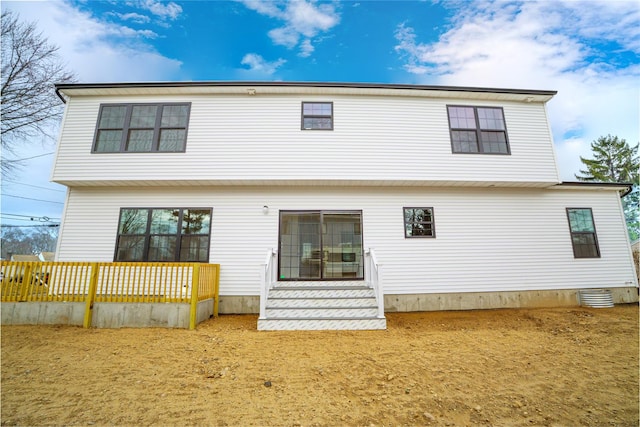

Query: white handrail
left=259, top=248, right=277, bottom=319
left=365, top=248, right=385, bottom=318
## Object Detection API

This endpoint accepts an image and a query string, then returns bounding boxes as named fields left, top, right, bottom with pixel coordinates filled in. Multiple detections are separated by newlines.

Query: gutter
left=558, top=181, right=634, bottom=197
left=54, top=80, right=558, bottom=104
left=55, top=86, right=69, bottom=104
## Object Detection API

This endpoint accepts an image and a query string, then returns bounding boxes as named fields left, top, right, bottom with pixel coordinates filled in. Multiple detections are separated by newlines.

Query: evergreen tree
left=575, top=135, right=639, bottom=240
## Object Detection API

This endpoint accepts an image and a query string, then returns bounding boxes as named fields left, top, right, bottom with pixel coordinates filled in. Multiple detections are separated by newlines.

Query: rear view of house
left=51, top=81, right=639, bottom=330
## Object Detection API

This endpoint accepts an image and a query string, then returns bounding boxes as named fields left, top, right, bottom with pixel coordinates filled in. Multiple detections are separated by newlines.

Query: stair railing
left=259, top=248, right=277, bottom=319
left=365, top=248, right=385, bottom=318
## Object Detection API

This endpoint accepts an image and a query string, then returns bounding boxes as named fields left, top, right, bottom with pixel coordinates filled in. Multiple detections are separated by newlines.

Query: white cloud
left=299, top=39, right=315, bottom=57
left=3, top=1, right=182, bottom=82
left=286, top=1, right=338, bottom=37
left=239, top=0, right=339, bottom=56
left=240, top=53, right=286, bottom=75
left=137, top=0, right=183, bottom=20
left=552, top=0, right=640, bottom=53
left=112, top=12, right=151, bottom=24
left=268, top=26, right=299, bottom=48
left=239, top=0, right=283, bottom=18
left=394, top=0, right=640, bottom=180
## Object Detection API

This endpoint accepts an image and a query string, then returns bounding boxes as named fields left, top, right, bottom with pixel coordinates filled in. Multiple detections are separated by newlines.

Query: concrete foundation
left=196, top=298, right=215, bottom=323
left=3, top=288, right=636, bottom=326
left=1, top=302, right=85, bottom=326
left=217, top=287, right=638, bottom=315
left=218, top=295, right=260, bottom=314
left=91, top=302, right=190, bottom=328
left=384, top=287, right=639, bottom=312
left=1, top=298, right=216, bottom=328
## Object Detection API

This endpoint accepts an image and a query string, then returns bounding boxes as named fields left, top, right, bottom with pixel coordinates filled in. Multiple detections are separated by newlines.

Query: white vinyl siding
left=56, top=186, right=637, bottom=296
left=52, top=94, right=559, bottom=186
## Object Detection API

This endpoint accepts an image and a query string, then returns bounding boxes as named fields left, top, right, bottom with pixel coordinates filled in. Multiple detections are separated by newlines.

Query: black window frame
left=403, top=207, right=436, bottom=238
left=566, top=208, right=601, bottom=258
left=301, top=102, right=334, bottom=130
left=114, top=207, right=212, bottom=263
left=92, top=103, right=191, bottom=153
left=446, top=105, right=510, bottom=155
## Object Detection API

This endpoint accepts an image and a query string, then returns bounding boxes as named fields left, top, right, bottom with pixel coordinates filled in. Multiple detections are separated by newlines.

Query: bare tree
left=0, top=226, right=58, bottom=259
left=1, top=10, right=75, bottom=176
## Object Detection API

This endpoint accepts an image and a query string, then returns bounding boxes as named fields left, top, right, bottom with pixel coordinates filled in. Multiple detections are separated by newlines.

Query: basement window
left=115, top=208, right=211, bottom=262
left=566, top=208, right=600, bottom=258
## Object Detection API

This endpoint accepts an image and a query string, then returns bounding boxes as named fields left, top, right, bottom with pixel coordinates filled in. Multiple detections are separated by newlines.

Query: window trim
left=92, top=102, right=191, bottom=153
left=446, top=105, right=510, bottom=155
left=114, top=207, right=212, bottom=262
left=301, top=101, right=334, bottom=130
left=566, top=207, right=601, bottom=258
left=403, top=207, right=436, bottom=238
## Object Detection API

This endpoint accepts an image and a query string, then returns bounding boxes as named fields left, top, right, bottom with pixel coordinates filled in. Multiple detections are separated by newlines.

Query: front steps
left=257, top=281, right=387, bottom=331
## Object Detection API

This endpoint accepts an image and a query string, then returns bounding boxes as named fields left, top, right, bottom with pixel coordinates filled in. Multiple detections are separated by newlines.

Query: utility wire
left=1, top=213, right=60, bottom=220
left=1, top=152, right=55, bottom=162
left=1, top=224, right=59, bottom=228
left=2, top=179, right=66, bottom=193
left=1, top=217, right=57, bottom=223
left=2, top=194, right=64, bottom=204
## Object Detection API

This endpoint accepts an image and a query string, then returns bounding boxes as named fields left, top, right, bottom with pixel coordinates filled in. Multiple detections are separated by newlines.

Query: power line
left=1, top=217, right=58, bottom=223
left=2, top=179, right=66, bottom=193
left=1, top=224, right=59, bottom=228
left=1, top=213, right=60, bottom=220
left=2, top=194, right=64, bottom=204
left=1, top=152, right=55, bottom=162
left=1, top=217, right=48, bottom=222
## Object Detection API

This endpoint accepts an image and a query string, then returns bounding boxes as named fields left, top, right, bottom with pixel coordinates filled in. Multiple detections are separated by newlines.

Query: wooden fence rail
left=0, top=261, right=220, bottom=329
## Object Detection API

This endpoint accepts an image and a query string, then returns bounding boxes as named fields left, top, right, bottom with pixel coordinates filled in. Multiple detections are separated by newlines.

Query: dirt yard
left=2, top=305, right=638, bottom=426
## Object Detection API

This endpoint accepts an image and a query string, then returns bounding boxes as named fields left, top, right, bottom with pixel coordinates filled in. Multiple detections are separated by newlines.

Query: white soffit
left=56, top=83, right=556, bottom=103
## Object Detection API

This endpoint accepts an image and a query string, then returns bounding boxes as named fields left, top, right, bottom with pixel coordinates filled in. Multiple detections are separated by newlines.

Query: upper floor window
left=447, top=106, right=509, bottom=154
left=115, top=207, right=211, bottom=262
left=566, top=208, right=600, bottom=258
left=302, top=102, right=333, bottom=130
left=93, top=103, right=191, bottom=153
left=404, top=207, right=436, bottom=238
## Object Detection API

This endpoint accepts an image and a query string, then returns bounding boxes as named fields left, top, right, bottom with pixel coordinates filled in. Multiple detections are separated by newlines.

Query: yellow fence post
left=20, top=263, right=33, bottom=301
left=213, top=264, right=220, bottom=317
left=189, top=263, right=200, bottom=330
left=83, top=263, right=99, bottom=328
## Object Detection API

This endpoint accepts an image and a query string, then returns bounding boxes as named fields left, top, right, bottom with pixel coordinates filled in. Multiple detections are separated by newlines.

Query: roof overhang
left=55, top=81, right=557, bottom=104
left=553, top=181, right=634, bottom=196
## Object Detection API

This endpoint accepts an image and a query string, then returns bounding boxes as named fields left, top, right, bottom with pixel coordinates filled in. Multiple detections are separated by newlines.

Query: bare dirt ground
left=2, top=305, right=638, bottom=427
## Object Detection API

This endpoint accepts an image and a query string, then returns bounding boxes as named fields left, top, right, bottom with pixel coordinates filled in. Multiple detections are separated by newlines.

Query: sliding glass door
left=279, top=211, right=363, bottom=280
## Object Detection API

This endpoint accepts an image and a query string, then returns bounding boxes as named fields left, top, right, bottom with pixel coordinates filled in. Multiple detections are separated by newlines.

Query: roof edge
left=55, top=80, right=558, bottom=103
left=557, top=181, right=634, bottom=196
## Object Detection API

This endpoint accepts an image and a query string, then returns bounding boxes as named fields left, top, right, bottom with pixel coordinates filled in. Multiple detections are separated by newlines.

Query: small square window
left=404, top=207, right=436, bottom=238
left=302, top=102, right=333, bottom=130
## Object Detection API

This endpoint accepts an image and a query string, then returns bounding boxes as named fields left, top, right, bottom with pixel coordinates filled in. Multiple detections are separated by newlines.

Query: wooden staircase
left=257, top=281, right=387, bottom=331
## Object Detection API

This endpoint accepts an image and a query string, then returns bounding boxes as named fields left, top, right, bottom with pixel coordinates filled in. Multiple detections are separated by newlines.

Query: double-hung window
left=301, top=102, right=333, bottom=130
left=566, top=208, right=600, bottom=258
left=404, top=207, right=436, bottom=238
left=93, top=103, right=191, bottom=153
left=115, top=208, right=212, bottom=262
left=447, top=106, right=510, bottom=154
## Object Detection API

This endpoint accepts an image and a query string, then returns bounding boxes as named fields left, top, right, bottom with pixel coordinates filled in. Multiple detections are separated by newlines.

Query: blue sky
left=1, top=0, right=639, bottom=229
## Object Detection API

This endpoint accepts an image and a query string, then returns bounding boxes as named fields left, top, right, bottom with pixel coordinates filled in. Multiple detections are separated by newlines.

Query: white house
left=51, top=81, right=639, bottom=330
